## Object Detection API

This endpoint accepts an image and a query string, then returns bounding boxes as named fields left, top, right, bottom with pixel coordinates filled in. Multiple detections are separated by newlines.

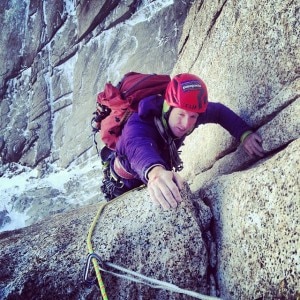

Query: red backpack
left=92, top=72, right=171, bottom=150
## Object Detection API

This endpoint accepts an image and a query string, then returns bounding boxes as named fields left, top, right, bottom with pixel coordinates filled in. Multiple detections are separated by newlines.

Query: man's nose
left=181, top=116, right=189, bottom=128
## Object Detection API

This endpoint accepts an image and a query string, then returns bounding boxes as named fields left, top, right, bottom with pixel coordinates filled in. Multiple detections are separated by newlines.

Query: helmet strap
left=154, top=117, right=183, bottom=172
left=161, top=100, right=172, bottom=132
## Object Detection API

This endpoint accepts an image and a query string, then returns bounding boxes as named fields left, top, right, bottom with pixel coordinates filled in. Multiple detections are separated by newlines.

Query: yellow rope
left=86, top=186, right=145, bottom=299
left=86, top=201, right=108, bottom=299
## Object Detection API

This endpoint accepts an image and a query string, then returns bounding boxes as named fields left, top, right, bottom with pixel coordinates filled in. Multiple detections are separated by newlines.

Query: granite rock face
left=174, top=1, right=299, bottom=298
left=0, top=0, right=192, bottom=168
left=201, top=139, right=299, bottom=300
left=0, top=187, right=213, bottom=300
left=0, top=0, right=299, bottom=299
left=178, top=0, right=299, bottom=181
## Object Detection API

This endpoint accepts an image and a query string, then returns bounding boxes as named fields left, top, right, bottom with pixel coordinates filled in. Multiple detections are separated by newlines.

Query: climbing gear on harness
left=100, top=147, right=129, bottom=200
left=100, top=176, right=128, bottom=201
left=83, top=188, right=221, bottom=300
left=165, top=73, right=208, bottom=113
left=91, top=104, right=112, bottom=155
left=100, top=146, right=134, bottom=200
left=154, top=116, right=183, bottom=172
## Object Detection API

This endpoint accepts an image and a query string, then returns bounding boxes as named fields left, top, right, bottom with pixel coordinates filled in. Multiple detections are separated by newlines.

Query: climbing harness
left=83, top=189, right=222, bottom=300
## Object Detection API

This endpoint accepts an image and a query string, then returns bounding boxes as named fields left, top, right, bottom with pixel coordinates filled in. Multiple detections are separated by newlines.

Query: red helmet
left=165, top=73, right=208, bottom=113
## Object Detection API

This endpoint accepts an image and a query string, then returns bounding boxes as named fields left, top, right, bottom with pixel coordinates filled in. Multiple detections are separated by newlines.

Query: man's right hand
left=147, top=166, right=184, bottom=210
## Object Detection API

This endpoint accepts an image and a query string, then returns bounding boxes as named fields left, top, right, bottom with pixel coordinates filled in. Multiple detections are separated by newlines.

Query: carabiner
left=83, top=253, right=104, bottom=287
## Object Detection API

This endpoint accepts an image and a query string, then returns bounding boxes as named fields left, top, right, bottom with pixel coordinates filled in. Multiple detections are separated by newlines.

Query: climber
left=104, top=73, right=264, bottom=209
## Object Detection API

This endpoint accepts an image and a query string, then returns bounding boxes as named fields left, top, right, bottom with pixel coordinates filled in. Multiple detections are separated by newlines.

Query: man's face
left=168, top=107, right=198, bottom=138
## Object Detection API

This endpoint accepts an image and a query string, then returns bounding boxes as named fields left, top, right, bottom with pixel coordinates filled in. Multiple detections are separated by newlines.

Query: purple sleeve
left=119, top=113, right=167, bottom=183
left=197, top=102, right=252, bottom=140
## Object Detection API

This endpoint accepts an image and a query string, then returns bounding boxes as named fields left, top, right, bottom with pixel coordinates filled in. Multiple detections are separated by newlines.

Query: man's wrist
left=240, top=130, right=253, bottom=144
left=145, top=164, right=165, bottom=181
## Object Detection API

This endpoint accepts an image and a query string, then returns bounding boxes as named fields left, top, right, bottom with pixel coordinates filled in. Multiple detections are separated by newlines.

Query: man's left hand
left=243, top=132, right=264, bottom=157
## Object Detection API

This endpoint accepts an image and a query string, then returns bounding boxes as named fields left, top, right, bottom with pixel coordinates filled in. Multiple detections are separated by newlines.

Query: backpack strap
left=154, top=117, right=183, bottom=172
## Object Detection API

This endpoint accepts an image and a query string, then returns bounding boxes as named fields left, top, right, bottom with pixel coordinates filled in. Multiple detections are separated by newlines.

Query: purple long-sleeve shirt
left=115, top=95, right=251, bottom=188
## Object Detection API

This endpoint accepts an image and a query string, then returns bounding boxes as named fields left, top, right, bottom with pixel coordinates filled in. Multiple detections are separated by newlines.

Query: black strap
left=154, top=117, right=183, bottom=172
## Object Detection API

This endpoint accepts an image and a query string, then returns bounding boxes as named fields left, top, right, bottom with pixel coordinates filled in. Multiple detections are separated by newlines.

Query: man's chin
left=174, top=131, right=185, bottom=138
